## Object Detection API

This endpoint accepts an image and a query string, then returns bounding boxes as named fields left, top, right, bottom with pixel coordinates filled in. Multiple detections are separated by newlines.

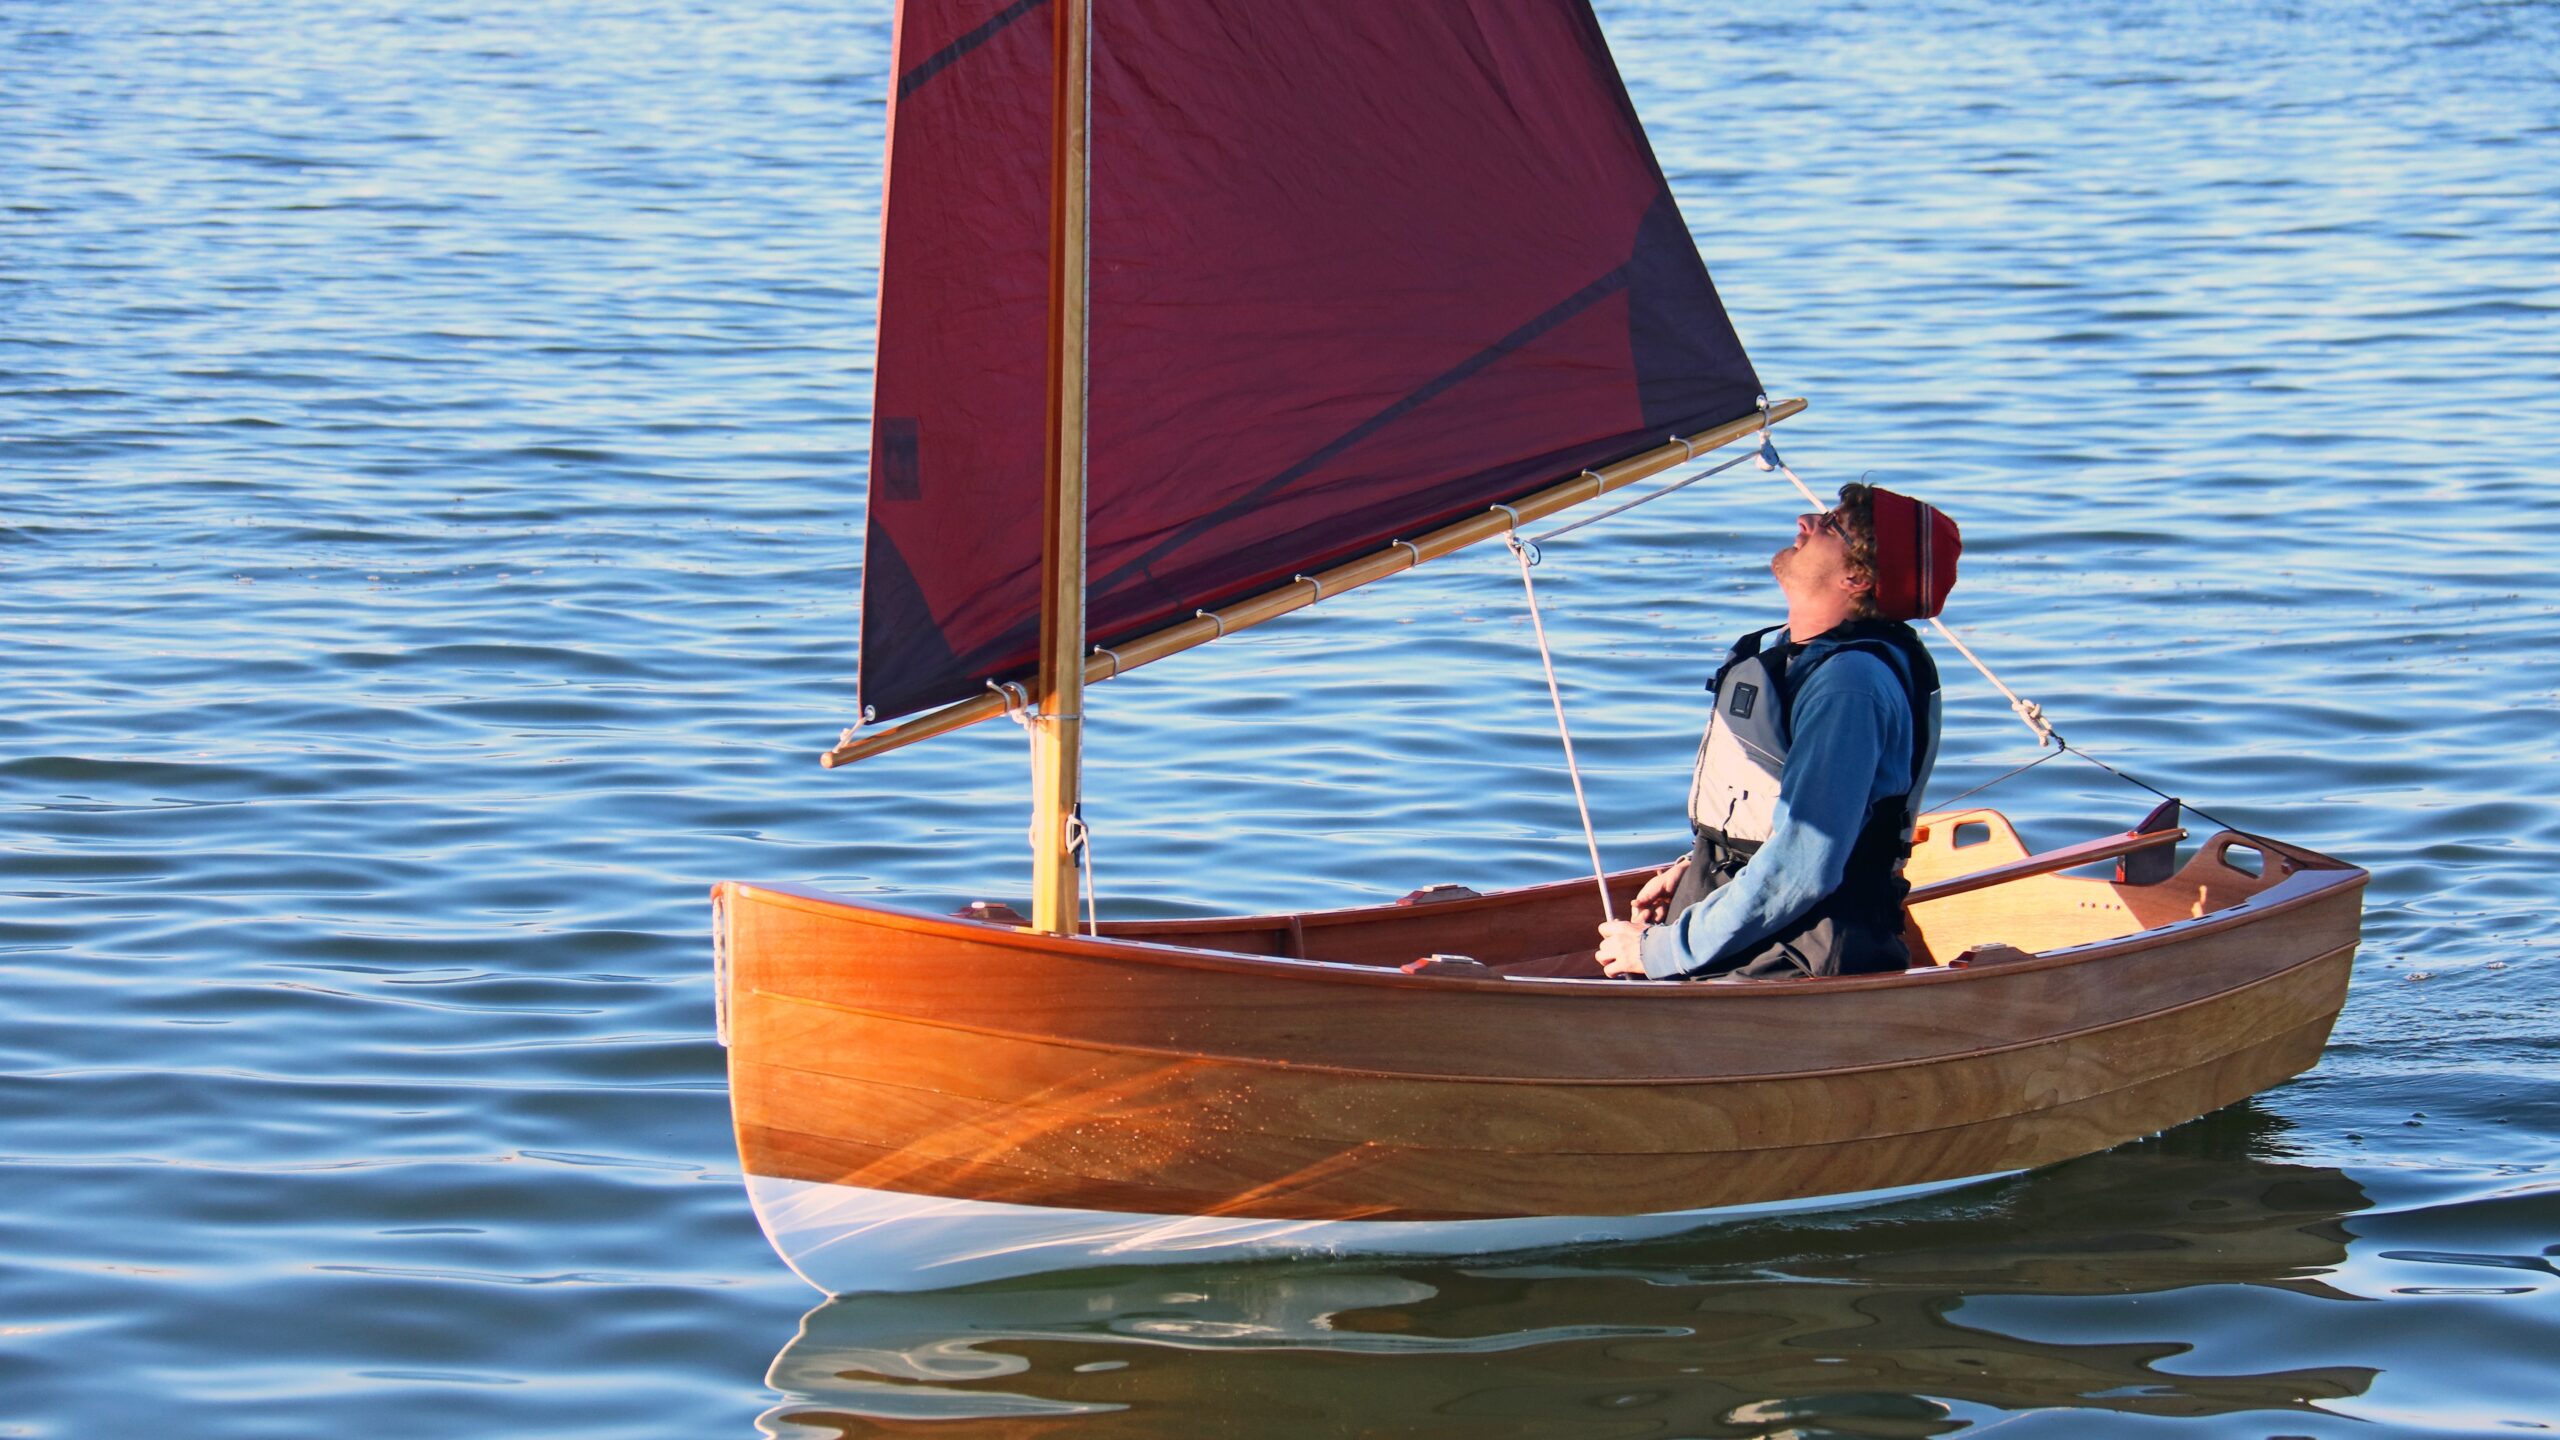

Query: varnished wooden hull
left=717, top=813, right=2364, bottom=1293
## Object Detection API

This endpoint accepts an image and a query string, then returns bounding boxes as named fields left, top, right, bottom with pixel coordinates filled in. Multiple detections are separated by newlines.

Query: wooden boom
left=823, top=396, right=1810, bottom=767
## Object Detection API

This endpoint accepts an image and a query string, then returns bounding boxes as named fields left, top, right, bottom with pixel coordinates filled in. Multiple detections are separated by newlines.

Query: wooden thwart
left=822, top=397, right=1810, bottom=767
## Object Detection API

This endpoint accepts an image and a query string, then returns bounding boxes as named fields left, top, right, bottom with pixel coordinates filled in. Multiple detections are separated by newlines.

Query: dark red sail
left=858, top=0, right=1763, bottom=723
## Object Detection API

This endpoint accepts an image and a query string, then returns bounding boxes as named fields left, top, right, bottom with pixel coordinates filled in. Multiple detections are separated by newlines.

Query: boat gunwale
left=719, top=827, right=2367, bottom=1001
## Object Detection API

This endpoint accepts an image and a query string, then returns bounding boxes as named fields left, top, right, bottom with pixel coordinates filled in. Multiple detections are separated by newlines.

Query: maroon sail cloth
left=859, top=0, right=1764, bottom=723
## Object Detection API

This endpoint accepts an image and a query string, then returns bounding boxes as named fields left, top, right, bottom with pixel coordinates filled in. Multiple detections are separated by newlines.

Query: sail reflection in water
left=759, top=1131, right=2379, bottom=1437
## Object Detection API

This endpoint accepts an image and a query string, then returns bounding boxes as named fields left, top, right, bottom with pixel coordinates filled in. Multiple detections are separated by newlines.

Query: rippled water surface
left=7, top=1, right=2558, bottom=1435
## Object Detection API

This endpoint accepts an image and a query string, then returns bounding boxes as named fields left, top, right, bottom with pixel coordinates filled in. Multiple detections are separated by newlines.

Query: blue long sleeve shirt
left=1637, top=631, right=1916, bottom=979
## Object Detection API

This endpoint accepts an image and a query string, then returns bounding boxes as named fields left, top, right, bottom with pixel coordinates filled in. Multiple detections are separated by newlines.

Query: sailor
left=1597, top=483, right=1961, bottom=979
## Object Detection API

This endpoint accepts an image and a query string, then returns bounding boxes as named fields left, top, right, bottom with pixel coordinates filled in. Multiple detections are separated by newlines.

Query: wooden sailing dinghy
left=717, top=0, right=2366, bottom=1295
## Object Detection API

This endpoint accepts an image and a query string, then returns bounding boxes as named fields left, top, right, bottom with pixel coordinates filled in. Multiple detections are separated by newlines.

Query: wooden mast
left=1030, top=0, right=1092, bottom=934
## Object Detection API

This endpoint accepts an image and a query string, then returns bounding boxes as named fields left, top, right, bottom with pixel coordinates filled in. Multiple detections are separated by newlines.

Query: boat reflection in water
left=758, top=1114, right=2377, bottom=1436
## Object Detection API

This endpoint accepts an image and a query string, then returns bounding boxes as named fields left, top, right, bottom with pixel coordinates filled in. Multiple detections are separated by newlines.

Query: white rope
left=1928, top=617, right=2059, bottom=745
left=1752, top=446, right=2060, bottom=749
left=1506, top=531, right=1614, bottom=922
left=1066, top=808, right=1098, bottom=936
left=990, top=676, right=1106, bottom=933
left=988, top=679, right=1045, bottom=864
left=1757, top=431, right=1827, bottom=509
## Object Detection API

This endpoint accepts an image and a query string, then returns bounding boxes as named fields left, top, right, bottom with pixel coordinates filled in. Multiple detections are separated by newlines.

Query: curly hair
left=1833, top=482, right=1880, bottom=620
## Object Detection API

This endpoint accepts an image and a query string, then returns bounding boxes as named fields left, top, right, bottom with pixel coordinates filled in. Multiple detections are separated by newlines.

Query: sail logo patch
left=874, top=417, right=922, bottom=501
left=1729, top=682, right=1758, bottom=719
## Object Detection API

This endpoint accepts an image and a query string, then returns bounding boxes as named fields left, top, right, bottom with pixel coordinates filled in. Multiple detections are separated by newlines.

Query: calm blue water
left=6, top=1, right=2557, bottom=1435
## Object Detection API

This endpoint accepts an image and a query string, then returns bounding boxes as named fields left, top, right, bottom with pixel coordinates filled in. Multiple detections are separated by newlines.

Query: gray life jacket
left=1686, top=621, right=1943, bottom=852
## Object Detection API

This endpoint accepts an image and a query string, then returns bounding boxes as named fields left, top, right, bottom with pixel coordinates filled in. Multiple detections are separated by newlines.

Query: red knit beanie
left=1865, top=487, right=1961, bottom=620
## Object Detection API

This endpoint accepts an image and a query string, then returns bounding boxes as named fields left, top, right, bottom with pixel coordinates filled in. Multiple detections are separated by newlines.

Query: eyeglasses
left=1807, top=509, right=1849, bottom=539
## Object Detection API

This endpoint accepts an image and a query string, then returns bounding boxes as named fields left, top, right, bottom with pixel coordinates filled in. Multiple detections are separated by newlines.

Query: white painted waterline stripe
left=742, top=1169, right=2022, bottom=1297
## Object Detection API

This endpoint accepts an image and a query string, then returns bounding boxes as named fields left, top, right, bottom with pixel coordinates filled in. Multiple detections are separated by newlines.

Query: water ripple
left=6, top=0, right=2560, bottom=1434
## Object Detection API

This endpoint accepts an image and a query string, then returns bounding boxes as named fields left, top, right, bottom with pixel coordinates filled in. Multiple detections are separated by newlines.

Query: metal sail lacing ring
left=986, top=678, right=1036, bottom=724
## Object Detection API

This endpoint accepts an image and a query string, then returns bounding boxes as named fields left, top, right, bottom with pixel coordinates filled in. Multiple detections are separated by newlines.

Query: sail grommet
left=1195, top=609, right=1226, bottom=638
left=1293, top=574, right=1325, bottom=603
left=1092, top=644, right=1123, bottom=679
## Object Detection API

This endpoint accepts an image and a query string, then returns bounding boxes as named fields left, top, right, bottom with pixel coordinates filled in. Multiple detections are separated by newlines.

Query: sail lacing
left=1525, top=446, right=1758, bottom=547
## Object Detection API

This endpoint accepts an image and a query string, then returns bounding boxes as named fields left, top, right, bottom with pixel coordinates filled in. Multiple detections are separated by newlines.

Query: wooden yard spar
left=822, top=399, right=1808, bottom=770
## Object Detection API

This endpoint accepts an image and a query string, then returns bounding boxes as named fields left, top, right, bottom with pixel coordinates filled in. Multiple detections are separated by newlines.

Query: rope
left=1751, top=437, right=2255, bottom=837
left=1757, top=438, right=2058, bottom=749
left=991, top=679, right=1043, bottom=860
left=1927, top=617, right=2059, bottom=747
left=1066, top=808, right=1098, bottom=936
left=1757, top=430, right=1828, bottom=509
left=1928, top=737, right=2245, bottom=837
left=989, top=677, right=1101, bottom=934
left=1930, top=745, right=2067, bottom=810
left=2060, top=743, right=2248, bottom=835
left=1506, top=530, right=1615, bottom=923
left=1527, top=449, right=1757, bottom=546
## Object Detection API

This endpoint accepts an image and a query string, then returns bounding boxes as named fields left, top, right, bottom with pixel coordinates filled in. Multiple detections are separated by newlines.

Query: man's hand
left=1630, top=856, right=1689, bottom=924
left=1597, top=919, right=1651, bottom=978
